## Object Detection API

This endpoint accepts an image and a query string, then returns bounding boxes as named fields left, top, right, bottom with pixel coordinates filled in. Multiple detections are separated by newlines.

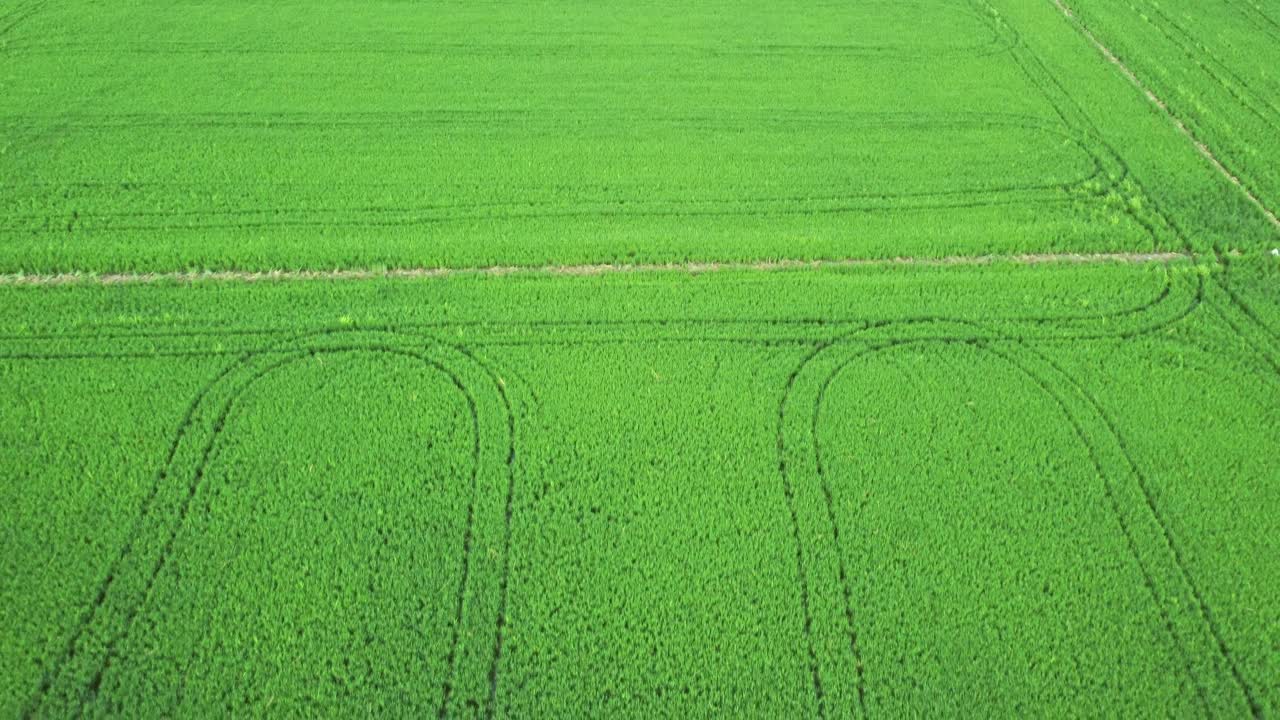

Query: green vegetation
left=0, top=0, right=1275, bottom=272
left=2, top=0, right=1278, bottom=716
left=1064, top=0, right=1280, bottom=215
left=2, top=259, right=1277, bottom=716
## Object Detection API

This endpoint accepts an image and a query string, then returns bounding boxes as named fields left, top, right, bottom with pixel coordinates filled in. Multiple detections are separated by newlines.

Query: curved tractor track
left=22, top=332, right=520, bottom=719
left=776, top=309, right=1263, bottom=716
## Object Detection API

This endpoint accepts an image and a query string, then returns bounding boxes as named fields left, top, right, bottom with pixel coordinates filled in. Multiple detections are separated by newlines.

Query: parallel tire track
left=1015, top=341, right=1264, bottom=717
left=0, top=255, right=1189, bottom=355
left=971, top=0, right=1193, bottom=254
left=782, top=332, right=1237, bottom=714
left=772, top=282, right=1250, bottom=715
left=0, top=111, right=1134, bottom=246
left=1051, top=0, right=1280, bottom=229
left=775, top=341, right=836, bottom=720
left=23, top=334, right=517, bottom=717
left=0, top=0, right=49, bottom=43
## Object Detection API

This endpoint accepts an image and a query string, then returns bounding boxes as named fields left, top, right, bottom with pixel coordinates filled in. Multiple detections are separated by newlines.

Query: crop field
left=0, top=0, right=1276, bottom=272
left=1, top=0, right=1278, bottom=718
left=1064, top=0, right=1280, bottom=220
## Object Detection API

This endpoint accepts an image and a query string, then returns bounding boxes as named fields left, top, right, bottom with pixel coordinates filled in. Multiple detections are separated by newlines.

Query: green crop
left=1, top=259, right=1276, bottom=716
left=2, top=0, right=1277, bottom=716
left=0, top=0, right=1274, bottom=274
left=1063, top=0, right=1280, bottom=216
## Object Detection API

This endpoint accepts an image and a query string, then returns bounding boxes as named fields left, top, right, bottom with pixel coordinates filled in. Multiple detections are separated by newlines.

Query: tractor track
left=22, top=334, right=519, bottom=718
left=1051, top=0, right=1280, bottom=230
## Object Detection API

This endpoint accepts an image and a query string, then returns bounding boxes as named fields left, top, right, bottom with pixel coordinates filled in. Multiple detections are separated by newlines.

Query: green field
left=1066, top=0, right=1280, bottom=215
left=0, top=0, right=1275, bottom=271
left=2, top=0, right=1278, bottom=717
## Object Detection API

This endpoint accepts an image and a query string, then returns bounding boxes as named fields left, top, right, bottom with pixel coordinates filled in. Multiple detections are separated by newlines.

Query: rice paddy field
left=1, top=1, right=1277, bottom=718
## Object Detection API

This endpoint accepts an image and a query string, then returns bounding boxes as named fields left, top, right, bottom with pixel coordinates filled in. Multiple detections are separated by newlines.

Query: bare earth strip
left=1051, top=0, right=1280, bottom=229
left=0, top=252, right=1191, bottom=286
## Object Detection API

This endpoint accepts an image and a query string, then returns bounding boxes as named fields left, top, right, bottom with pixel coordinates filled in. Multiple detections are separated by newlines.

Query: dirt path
left=1052, top=0, right=1280, bottom=229
left=0, top=251, right=1192, bottom=286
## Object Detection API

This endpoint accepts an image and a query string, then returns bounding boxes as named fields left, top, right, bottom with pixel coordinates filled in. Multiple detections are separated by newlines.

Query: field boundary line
left=1051, top=0, right=1280, bottom=230
left=0, top=252, right=1191, bottom=286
